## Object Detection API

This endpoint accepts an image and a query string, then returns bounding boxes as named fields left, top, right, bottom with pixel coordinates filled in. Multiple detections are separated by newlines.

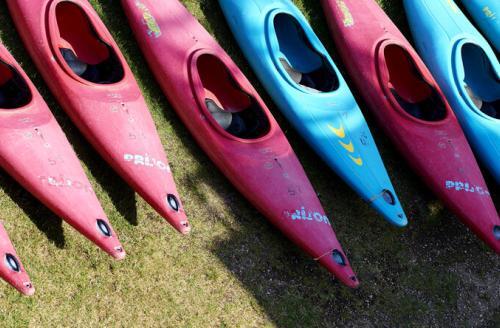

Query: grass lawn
left=0, top=0, right=498, bottom=326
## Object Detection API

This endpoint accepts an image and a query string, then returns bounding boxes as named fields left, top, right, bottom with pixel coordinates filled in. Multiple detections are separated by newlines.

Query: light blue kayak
left=218, top=0, right=407, bottom=226
left=460, top=0, right=500, bottom=52
left=404, top=0, right=500, bottom=183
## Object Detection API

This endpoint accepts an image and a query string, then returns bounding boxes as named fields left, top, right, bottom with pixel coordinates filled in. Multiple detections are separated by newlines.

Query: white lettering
left=445, top=180, right=490, bottom=196
left=124, top=153, right=171, bottom=172
left=284, top=207, right=331, bottom=226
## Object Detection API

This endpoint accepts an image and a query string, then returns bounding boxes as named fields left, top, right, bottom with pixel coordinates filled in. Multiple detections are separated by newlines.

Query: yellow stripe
left=328, top=124, right=345, bottom=138
left=349, top=155, right=363, bottom=166
left=339, top=140, right=354, bottom=153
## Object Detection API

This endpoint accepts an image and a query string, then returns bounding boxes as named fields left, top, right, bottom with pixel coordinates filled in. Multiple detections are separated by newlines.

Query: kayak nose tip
left=318, top=249, right=359, bottom=288
left=111, top=246, right=126, bottom=261
left=21, top=282, right=35, bottom=296
left=178, top=220, right=191, bottom=235
left=343, top=275, right=360, bottom=289
left=393, top=213, right=408, bottom=228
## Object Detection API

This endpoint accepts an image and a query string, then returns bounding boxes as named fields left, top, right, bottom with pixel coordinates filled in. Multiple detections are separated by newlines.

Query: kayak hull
left=6, top=0, right=190, bottom=233
left=0, top=43, right=124, bottom=259
left=321, top=0, right=500, bottom=252
left=121, top=0, right=358, bottom=287
left=403, top=0, right=500, bottom=184
left=460, top=0, right=500, bottom=52
left=218, top=0, right=407, bottom=227
left=0, top=222, right=34, bottom=295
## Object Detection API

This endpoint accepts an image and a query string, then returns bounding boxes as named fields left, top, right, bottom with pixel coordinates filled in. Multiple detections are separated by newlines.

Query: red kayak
left=0, top=221, right=34, bottom=295
left=321, top=0, right=500, bottom=253
left=0, top=43, right=124, bottom=259
left=6, top=0, right=190, bottom=234
left=121, top=0, right=358, bottom=287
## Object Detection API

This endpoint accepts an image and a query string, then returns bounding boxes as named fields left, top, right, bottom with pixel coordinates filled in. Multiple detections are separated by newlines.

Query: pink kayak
left=0, top=43, right=124, bottom=259
left=321, top=0, right=500, bottom=253
left=121, top=0, right=358, bottom=287
left=6, top=0, right=190, bottom=234
left=0, top=221, right=34, bottom=295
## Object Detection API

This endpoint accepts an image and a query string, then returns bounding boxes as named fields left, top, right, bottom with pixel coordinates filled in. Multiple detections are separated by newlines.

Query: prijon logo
left=39, top=175, right=93, bottom=193
left=283, top=207, right=331, bottom=225
left=124, top=153, right=171, bottom=172
left=445, top=180, right=490, bottom=196
left=135, top=1, right=162, bottom=38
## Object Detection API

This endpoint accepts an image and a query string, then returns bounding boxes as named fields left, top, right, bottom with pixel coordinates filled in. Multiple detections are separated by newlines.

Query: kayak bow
left=0, top=221, right=34, bottom=295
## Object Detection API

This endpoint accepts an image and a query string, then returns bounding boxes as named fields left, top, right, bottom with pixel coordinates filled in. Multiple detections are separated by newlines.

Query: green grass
left=0, top=0, right=499, bottom=327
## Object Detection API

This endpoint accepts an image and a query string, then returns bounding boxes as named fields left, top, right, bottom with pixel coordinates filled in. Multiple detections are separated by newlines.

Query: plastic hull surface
left=403, top=0, right=500, bottom=184
left=460, top=0, right=500, bottom=52
left=121, top=0, right=358, bottom=287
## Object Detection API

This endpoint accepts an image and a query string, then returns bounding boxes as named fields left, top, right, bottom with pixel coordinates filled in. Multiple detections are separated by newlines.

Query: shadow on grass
left=69, top=134, right=139, bottom=226
left=0, top=173, right=66, bottom=248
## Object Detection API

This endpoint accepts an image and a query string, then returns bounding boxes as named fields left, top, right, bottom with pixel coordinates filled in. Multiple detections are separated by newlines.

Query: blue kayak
left=460, top=0, right=500, bottom=52
left=404, top=0, right=500, bottom=183
left=218, top=0, right=407, bottom=226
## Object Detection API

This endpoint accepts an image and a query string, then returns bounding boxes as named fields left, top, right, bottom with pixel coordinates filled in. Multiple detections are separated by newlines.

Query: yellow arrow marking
left=349, top=155, right=363, bottom=166
left=339, top=140, right=355, bottom=153
left=328, top=124, right=345, bottom=138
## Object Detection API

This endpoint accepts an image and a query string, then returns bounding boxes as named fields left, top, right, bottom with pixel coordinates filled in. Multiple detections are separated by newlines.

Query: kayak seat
left=197, top=54, right=270, bottom=139
left=274, top=14, right=339, bottom=93
left=55, top=1, right=124, bottom=84
left=462, top=44, right=499, bottom=119
left=0, top=61, right=32, bottom=109
left=385, top=45, right=446, bottom=121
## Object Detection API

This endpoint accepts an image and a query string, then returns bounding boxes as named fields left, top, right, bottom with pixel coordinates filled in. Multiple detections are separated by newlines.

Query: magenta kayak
left=6, top=0, right=190, bottom=234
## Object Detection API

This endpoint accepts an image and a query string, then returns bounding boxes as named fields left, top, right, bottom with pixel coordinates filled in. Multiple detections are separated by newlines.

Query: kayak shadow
left=69, top=133, right=139, bottom=227
left=0, top=172, right=65, bottom=248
